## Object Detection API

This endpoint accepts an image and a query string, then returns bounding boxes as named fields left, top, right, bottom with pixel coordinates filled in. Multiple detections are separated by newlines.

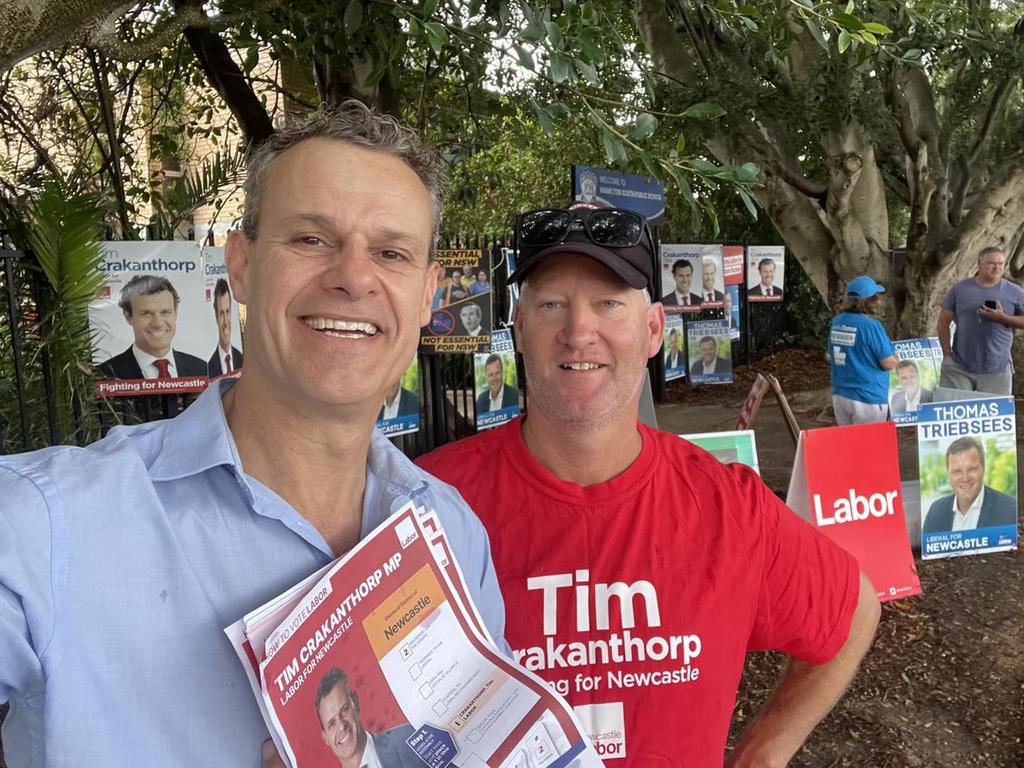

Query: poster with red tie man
left=90, top=241, right=215, bottom=396
left=202, top=245, right=245, bottom=378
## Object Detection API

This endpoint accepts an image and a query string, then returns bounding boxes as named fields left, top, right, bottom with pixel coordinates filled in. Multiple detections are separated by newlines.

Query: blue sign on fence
left=572, top=165, right=665, bottom=225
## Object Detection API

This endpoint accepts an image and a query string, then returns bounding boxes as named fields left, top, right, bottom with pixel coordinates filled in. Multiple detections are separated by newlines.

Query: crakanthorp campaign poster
left=376, top=357, right=420, bottom=437
left=90, top=241, right=213, bottom=396
left=917, top=397, right=1018, bottom=560
left=474, top=329, right=521, bottom=430
left=663, top=314, right=686, bottom=382
left=746, top=245, right=785, bottom=302
left=200, top=245, right=244, bottom=378
left=423, top=248, right=492, bottom=354
left=696, top=245, right=725, bottom=307
left=687, top=319, right=733, bottom=384
left=888, top=338, right=942, bottom=427
left=659, top=244, right=706, bottom=313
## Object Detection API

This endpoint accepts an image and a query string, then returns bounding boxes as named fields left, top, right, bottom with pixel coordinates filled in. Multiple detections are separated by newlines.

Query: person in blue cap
left=828, top=275, right=899, bottom=425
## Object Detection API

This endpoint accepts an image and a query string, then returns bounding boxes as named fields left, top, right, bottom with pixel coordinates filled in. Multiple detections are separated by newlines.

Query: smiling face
left=125, top=290, right=177, bottom=358
left=215, top=291, right=232, bottom=349
left=317, top=684, right=367, bottom=766
left=758, top=261, right=775, bottom=287
left=702, top=262, right=716, bottom=292
left=514, top=253, right=663, bottom=433
left=485, top=359, right=504, bottom=396
left=898, top=364, right=920, bottom=394
left=225, top=139, right=437, bottom=416
left=947, top=447, right=984, bottom=513
left=673, top=263, right=693, bottom=295
left=699, top=338, right=717, bottom=364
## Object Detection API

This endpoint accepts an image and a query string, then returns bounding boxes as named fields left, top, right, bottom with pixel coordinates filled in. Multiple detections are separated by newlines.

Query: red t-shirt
left=417, top=419, right=859, bottom=766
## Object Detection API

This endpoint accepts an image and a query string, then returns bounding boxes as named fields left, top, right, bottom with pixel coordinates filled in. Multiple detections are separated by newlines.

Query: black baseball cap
left=511, top=203, right=655, bottom=293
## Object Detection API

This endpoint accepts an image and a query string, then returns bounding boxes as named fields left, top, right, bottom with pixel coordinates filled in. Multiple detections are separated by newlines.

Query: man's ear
left=225, top=230, right=252, bottom=305
left=419, top=260, right=440, bottom=327
left=646, top=300, right=666, bottom=359
left=122, top=309, right=132, bottom=325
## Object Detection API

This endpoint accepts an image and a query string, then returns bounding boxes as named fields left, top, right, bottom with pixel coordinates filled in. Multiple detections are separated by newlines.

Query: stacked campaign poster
left=225, top=503, right=604, bottom=768
left=687, top=319, right=733, bottom=384
left=473, top=329, right=521, bottom=430
left=917, top=397, right=1018, bottom=560
left=746, top=245, right=785, bottom=302
left=423, top=248, right=492, bottom=354
left=200, top=245, right=244, bottom=378
left=681, top=430, right=759, bottom=474
left=377, top=357, right=421, bottom=437
left=658, top=245, right=705, bottom=313
left=721, top=244, right=744, bottom=341
left=89, top=241, right=213, bottom=396
left=888, top=338, right=942, bottom=426
left=787, top=422, right=921, bottom=602
left=662, top=314, right=686, bottom=382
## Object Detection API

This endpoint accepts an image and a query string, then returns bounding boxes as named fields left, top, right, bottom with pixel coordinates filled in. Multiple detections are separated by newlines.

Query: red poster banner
left=786, top=422, right=921, bottom=603
left=722, top=245, right=745, bottom=285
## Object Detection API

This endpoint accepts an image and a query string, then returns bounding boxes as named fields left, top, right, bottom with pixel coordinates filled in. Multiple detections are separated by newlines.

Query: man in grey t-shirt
left=936, top=246, right=1024, bottom=395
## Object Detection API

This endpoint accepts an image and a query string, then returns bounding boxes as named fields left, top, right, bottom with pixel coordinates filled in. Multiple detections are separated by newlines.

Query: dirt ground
left=2, top=350, right=1021, bottom=767
left=661, top=348, right=1024, bottom=767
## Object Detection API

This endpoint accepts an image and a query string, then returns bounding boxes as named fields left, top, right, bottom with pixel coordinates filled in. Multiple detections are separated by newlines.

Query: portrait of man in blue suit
left=316, top=667, right=420, bottom=768
left=923, top=436, right=1017, bottom=533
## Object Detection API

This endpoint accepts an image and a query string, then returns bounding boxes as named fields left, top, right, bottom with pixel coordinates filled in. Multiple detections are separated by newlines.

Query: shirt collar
left=145, top=378, right=430, bottom=516
left=133, top=344, right=176, bottom=376
left=147, top=377, right=244, bottom=481
left=360, top=732, right=381, bottom=768
left=956, top=485, right=985, bottom=517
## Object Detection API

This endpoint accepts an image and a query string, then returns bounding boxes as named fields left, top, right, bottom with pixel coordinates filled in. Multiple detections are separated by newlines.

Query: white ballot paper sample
left=226, top=503, right=603, bottom=768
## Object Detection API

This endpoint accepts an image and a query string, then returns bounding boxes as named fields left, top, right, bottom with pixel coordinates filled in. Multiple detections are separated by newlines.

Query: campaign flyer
left=888, top=338, right=942, bottom=427
left=681, top=430, right=759, bottom=474
left=474, top=329, right=521, bottom=431
left=377, top=357, right=421, bottom=437
left=658, top=245, right=708, bottom=313
left=662, top=314, right=686, bottom=382
left=724, top=284, right=740, bottom=341
left=686, top=319, right=733, bottom=385
left=746, top=245, right=784, bottom=302
left=502, top=247, right=519, bottom=325
left=917, top=397, right=1018, bottom=560
left=787, top=422, right=921, bottom=602
left=254, top=507, right=603, bottom=768
left=199, top=245, right=244, bottom=378
left=89, top=241, right=211, bottom=396
left=423, top=248, right=492, bottom=354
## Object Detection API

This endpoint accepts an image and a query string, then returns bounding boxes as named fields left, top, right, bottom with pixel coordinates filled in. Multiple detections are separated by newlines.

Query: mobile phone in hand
left=984, top=300, right=998, bottom=309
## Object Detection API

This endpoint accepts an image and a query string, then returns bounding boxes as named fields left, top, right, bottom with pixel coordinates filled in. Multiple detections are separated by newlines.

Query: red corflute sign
left=787, top=421, right=922, bottom=602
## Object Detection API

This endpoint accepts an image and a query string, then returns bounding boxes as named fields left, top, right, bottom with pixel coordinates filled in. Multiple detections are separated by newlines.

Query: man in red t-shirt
left=418, top=203, right=880, bottom=767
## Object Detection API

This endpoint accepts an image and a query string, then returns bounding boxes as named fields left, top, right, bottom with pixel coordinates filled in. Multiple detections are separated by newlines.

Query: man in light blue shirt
left=0, top=101, right=506, bottom=767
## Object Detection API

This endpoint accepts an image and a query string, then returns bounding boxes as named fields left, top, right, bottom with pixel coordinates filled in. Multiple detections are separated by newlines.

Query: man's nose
left=321, top=243, right=379, bottom=298
left=557, top=304, right=598, bottom=347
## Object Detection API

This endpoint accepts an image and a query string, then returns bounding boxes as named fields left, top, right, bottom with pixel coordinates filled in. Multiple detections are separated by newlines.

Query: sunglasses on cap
left=516, top=207, right=651, bottom=252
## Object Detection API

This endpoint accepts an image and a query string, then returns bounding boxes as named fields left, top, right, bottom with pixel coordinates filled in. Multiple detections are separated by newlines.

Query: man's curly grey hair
left=240, top=100, right=448, bottom=259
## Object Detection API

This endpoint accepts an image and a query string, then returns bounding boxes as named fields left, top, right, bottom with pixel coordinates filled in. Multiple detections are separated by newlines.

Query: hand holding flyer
left=227, top=504, right=604, bottom=768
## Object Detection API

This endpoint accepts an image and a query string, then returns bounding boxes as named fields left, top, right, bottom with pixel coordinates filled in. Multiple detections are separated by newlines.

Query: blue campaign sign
left=916, top=396, right=1018, bottom=559
left=572, top=165, right=665, bottom=225
left=407, top=724, right=458, bottom=768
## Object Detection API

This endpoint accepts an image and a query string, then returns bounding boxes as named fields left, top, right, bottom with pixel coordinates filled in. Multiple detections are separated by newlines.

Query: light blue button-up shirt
left=0, top=380, right=506, bottom=767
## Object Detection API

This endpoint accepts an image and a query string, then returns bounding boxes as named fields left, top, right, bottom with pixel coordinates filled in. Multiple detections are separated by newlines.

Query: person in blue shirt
left=0, top=101, right=506, bottom=768
left=828, top=275, right=899, bottom=425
